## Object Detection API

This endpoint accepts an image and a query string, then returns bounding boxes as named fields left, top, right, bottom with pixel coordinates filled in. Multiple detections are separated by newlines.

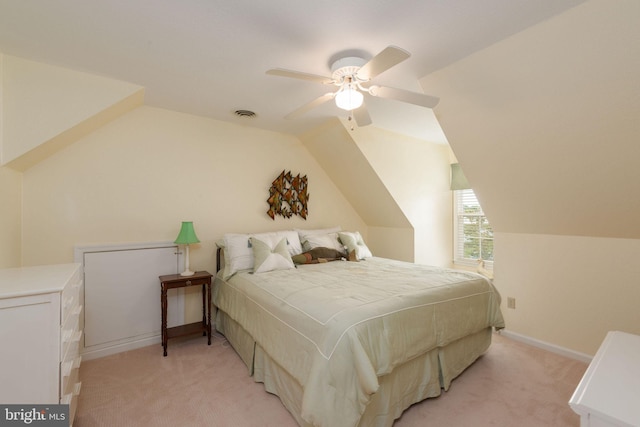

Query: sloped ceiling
left=301, top=119, right=411, bottom=228
left=1, top=55, right=143, bottom=170
left=0, top=0, right=585, bottom=142
left=420, top=0, right=640, bottom=239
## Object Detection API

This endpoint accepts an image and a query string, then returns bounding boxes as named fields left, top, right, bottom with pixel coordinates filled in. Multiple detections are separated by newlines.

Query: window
left=454, top=189, right=494, bottom=268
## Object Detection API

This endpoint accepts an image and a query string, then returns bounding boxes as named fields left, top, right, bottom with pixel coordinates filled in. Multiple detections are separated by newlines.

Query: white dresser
left=0, top=263, right=83, bottom=425
left=569, top=331, right=640, bottom=427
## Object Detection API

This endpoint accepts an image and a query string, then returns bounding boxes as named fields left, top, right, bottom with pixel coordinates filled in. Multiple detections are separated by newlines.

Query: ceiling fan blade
left=284, top=92, right=335, bottom=119
left=266, top=68, right=334, bottom=85
left=369, top=85, right=440, bottom=108
left=353, top=104, right=372, bottom=127
left=356, top=46, right=410, bottom=80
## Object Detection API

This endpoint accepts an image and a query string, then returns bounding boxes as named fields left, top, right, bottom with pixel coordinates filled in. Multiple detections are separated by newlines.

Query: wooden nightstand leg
left=161, top=286, right=168, bottom=357
left=201, top=283, right=206, bottom=336
left=207, top=281, right=212, bottom=345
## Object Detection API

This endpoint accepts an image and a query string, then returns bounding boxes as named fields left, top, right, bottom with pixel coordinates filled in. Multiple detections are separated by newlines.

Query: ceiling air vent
left=234, top=109, right=256, bottom=118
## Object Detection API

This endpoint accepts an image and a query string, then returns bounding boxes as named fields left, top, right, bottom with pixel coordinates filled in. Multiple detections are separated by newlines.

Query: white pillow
left=275, top=230, right=303, bottom=256
left=223, top=233, right=259, bottom=280
left=297, top=227, right=343, bottom=253
left=296, top=226, right=341, bottom=239
left=338, top=231, right=373, bottom=260
left=303, top=232, right=345, bottom=254
left=251, top=237, right=295, bottom=274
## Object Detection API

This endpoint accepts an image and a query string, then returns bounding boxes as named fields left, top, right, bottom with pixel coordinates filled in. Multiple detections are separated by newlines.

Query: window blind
left=454, top=189, right=494, bottom=267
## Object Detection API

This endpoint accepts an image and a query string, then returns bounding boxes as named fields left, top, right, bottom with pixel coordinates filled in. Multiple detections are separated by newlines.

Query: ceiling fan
left=266, top=45, right=439, bottom=127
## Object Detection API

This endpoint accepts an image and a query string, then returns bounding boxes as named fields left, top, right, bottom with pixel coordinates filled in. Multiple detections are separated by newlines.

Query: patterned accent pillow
left=251, top=237, right=295, bottom=274
left=291, top=247, right=345, bottom=264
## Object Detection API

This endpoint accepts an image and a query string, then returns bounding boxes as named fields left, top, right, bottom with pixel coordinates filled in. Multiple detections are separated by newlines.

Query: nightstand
left=159, top=271, right=213, bottom=356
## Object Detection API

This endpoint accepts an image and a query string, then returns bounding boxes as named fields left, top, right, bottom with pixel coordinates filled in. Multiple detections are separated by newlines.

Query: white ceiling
left=0, top=0, right=585, bottom=142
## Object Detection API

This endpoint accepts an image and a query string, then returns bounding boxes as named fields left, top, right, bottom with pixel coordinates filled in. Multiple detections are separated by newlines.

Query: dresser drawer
left=61, top=307, right=82, bottom=362
left=61, top=382, right=81, bottom=426
left=62, top=330, right=82, bottom=366
left=163, top=276, right=209, bottom=289
left=61, top=356, right=81, bottom=397
left=61, top=276, right=82, bottom=323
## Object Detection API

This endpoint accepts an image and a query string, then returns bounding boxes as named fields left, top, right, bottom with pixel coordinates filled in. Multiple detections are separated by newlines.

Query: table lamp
left=174, top=221, right=200, bottom=276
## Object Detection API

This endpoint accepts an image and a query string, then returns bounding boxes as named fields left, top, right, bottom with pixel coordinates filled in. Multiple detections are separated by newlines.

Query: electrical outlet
left=507, top=297, right=516, bottom=309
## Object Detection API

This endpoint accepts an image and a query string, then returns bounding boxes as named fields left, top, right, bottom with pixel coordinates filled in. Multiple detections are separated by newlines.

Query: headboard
left=216, top=247, right=223, bottom=273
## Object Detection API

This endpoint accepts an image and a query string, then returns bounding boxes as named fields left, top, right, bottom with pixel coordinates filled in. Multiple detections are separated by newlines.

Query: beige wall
left=348, top=122, right=452, bottom=267
left=496, top=232, right=640, bottom=355
left=0, top=166, right=21, bottom=268
left=420, top=0, right=640, bottom=355
left=21, top=106, right=367, bottom=272
left=366, top=226, right=415, bottom=263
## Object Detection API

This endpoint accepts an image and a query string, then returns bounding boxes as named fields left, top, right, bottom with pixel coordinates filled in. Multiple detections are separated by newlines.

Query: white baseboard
left=499, top=329, right=592, bottom=364
left=81, top=335, right=161, bottom=361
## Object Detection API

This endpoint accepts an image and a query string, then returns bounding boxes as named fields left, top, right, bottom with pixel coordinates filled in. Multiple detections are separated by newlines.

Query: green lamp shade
left=174, top=221, right=200, bottom=244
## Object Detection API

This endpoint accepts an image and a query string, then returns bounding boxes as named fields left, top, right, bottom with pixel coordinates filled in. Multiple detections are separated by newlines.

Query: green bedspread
left=213, top=257, right=504, bottom=427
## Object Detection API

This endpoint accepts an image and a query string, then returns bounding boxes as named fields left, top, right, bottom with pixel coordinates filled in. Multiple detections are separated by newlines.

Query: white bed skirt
left=216, top=310, right=492, bottom=427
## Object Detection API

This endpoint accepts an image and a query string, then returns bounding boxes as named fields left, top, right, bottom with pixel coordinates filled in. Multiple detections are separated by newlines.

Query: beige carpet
left=75, top=332, right=587, bottom=427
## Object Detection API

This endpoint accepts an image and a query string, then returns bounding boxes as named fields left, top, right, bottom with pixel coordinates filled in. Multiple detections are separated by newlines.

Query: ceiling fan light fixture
left=335, top=86, right=363, bottom=111
left=268, top=46, right=437, bottom=125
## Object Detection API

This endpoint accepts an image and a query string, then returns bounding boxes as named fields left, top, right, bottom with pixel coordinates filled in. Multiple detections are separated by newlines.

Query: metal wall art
left=267, top=170, right=309, bottom=220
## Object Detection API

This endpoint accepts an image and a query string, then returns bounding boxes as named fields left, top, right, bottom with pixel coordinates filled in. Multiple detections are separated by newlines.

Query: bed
left=212, top=229, right=505, bottom=427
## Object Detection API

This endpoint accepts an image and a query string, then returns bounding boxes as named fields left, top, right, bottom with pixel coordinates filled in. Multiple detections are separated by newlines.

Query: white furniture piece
left=0, top=263, right=83, bottom=425
left=569, top=331, right=640, bottom=427
left=75, top=242, right=181, bottom=360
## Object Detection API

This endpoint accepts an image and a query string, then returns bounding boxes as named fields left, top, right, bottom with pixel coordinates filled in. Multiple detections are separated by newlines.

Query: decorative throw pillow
left=275, top=230, right=303, bottom=256
left=291, top=247, right=345, bottom=264
left=252, top=237, right=295, bottom=274
left=222, top=231, right=302, bottom=279
left=338, top=231, right=373, bottom=260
